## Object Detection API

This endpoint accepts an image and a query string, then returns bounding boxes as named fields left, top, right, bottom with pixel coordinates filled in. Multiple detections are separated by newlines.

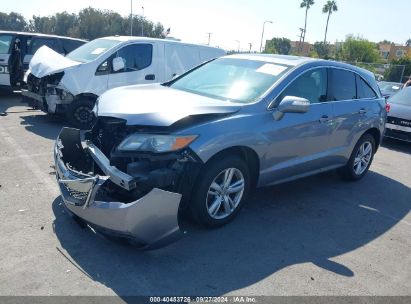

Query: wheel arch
left=203, top=146, right=260, bottom=188
left=363, top=127, right=381, bottom=151
left=74, top=92, right=99, bottom=101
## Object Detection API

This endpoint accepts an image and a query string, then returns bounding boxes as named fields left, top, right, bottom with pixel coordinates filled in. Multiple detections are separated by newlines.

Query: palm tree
left=300, top=0, right=315, bottom=44
left=322, top=1, right=338, bottom=44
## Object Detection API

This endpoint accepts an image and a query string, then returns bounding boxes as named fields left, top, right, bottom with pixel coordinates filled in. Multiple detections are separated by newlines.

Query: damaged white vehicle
left=22, top=36, right=225, bottom=128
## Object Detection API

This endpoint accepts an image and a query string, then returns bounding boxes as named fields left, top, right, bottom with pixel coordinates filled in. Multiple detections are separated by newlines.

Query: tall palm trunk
left=323, top=10, right=331, bottom=44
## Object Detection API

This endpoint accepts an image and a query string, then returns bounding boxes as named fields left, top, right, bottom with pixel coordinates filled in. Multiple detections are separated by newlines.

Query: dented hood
left=28, top=46, right=81, bottom=78
left=96, top=84, right=242, bottom=126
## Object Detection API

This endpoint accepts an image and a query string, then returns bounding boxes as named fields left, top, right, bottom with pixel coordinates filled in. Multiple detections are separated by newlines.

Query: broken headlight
left=117, top=134, right=198, bottom=153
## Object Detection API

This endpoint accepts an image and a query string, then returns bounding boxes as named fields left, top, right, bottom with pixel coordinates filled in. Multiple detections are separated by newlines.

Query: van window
left=61, top=39, right=85, bottom=54
left=114, top=44, right=153, bottom=73
left=328, top=68, right=357, bottom=101
left=0, top=35, right=13, bottom=54
left=356, top=74, right=377, bottom=99
left=29, top=38, right=61, bottom=55
left=278, top=68, right=328, bottom=104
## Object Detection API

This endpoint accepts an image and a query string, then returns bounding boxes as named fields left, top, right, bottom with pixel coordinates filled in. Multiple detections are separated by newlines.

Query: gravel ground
left=0, top=92, right=410, bottom=298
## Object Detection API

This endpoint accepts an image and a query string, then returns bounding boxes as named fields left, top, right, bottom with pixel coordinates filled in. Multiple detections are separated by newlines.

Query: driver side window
left=278, top=68, right=328, bottom=104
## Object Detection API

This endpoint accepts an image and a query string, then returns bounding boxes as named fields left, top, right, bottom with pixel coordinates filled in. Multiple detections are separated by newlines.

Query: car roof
left=225, top=53, right=316, bottom=67
left=0, top=30, right=87, bottom=42
left=100, top=36, right=223, bottom=50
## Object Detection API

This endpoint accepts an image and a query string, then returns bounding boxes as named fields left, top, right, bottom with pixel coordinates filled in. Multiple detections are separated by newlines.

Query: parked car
left=54, top=54, right=386, bottom=249
left=22, top=36, right=225, bottom=128
left=378, top=81, right=403, bottom=98
left=0, top=31, right=85, bottom=90
left=385, top=86, right=411, bottom=142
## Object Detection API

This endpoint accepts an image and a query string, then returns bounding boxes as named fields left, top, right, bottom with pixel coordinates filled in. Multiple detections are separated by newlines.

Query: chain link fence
left=345, top=62, right=407, bottom=83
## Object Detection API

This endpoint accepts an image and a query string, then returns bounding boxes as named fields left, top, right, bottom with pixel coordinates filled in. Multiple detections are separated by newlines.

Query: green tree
left=300, top=0, right=315, bottom=44
left=54, top=12, right=78, bottom=37
left=0, top=12, right=28, bottom=31
left=29, top=15, right=56, bottom=34
left=264, top=37, right=291, bottom=55
left=322, top=1, right=338, bottom=44
left=336, top=35, right=380, bottom=63
left=313, top=41, right=330, bottom=58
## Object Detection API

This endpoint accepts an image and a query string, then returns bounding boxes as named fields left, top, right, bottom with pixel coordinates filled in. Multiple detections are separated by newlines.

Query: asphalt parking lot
left=0, top=92, right=410, bottom=297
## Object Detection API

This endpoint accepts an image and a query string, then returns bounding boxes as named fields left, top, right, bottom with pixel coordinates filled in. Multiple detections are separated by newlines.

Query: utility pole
left=207, top=33, right=212, bottom=46
left=260, top=20, right=273, bottom=53
left=130, top=0, right=133, bottom=36
left=235, top=40, right=240, bottom=53
left=248, top=43, right=252, bottom=53
left=298, top=28, right=305, bottom=53
left=141, top=6, right=144, bottom=37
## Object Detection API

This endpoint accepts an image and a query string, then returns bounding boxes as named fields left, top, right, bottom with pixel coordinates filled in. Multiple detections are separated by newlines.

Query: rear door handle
left=359, top=108, right=367, bottom=114
left=319, top=115, right=329, bottom=123
left=145, top=74, right=155, bottom=80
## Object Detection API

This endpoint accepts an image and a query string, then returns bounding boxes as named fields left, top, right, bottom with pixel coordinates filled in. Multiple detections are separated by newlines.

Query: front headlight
left=117, top=134, right=198, bottom=153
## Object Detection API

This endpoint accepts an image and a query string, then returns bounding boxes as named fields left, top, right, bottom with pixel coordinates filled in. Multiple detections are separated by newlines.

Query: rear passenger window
left=113, top=44, right=153, bottom=73
left=356, top=75, right=377, bottom=99
left=29, top=38, right=61, bottom=54
left=328, top=69, right=356, bottom=101
left=279, top=68, right=327, bottom=104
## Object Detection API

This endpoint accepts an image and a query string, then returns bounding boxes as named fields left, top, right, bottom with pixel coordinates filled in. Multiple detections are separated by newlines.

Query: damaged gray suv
left=54, top=54, right=386, bottom=249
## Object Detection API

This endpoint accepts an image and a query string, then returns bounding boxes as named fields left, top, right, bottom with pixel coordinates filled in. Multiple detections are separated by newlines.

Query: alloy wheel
left=353, top=141, right=372, bottom=175
left=206, top=168, right=245, bottom=220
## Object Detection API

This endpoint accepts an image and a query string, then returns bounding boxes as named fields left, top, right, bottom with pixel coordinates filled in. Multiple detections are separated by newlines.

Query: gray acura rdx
left=54, top=54, right=387, bottom=249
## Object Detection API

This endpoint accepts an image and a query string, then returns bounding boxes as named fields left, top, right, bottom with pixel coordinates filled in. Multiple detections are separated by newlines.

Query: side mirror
left=112, top=57, right=125, bottom=72
left=273, top=96, right=310, bottom=121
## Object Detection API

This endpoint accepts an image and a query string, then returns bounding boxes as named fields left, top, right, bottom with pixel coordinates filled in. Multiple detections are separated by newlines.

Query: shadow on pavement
left=20, top=113, right=65, bottom=140
left=52, top=170, right=411, bottom=296
left=382, top=137, right=411, bottom=154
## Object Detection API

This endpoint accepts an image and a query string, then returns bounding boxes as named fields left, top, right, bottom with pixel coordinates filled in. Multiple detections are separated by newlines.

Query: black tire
left=66, top=98, right=96, bottom=129
left=190, top=156, right=251, bottom=228
left=338, top=133, right=376, bottom=181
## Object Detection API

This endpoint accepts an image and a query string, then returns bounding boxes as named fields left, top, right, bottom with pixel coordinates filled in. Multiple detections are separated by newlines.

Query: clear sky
left=2, top=0, right=410, bottom=51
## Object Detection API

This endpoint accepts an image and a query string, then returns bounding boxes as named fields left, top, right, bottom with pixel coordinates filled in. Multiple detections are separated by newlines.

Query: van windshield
left=66, top=38, right=120, bottom=63
left=0, top=34, right=13, bottom=54
left=169, top=58, right=291, bottom=103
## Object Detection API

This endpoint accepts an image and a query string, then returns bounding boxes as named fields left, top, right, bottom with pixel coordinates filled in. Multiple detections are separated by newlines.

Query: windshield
left=388, top=87, right=411, bottom=106
left=169, top=58, right=291, bottom=103
left=66, top=38, right=120, bottom=63
left=379, top=82, right=402, bottom=93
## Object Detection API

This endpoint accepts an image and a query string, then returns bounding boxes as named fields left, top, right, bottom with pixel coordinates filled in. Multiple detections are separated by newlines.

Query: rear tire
left=338, top=133, right=375, bottom=181
left=190, top=156, right=251, bottom=228
left=66, top=98, right=96, bottom=130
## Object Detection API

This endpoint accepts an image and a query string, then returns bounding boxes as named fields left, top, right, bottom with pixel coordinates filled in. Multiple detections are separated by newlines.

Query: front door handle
left=319, top=115, right=329, bottom=123
left=145, top=74, right=155, bottom=80
left=0, top=59, right=5, bottom=62
left=359, top=108, right=367, bottom=114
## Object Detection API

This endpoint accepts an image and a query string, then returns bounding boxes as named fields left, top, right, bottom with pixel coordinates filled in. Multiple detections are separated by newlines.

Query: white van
left=22, top=36, right=225, bottom=128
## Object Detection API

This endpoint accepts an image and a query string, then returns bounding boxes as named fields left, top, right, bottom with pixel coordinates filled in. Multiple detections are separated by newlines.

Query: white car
left=22, top=36, right=225, bottom=128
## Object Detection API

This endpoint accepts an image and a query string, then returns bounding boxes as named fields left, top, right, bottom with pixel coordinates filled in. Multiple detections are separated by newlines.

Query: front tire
left=338, top=133, right=376, bottom=181
left=190, top=156, right=251, bottom=228
left=66, top=98, right=96, bottom=129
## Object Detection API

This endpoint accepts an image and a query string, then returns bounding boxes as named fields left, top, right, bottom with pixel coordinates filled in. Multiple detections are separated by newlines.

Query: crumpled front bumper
left=54, top=127, right=183, bottom=249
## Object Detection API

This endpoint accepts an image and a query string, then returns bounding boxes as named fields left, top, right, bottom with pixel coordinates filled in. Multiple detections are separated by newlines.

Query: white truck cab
left=22, top=36, right=225, bottom=128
